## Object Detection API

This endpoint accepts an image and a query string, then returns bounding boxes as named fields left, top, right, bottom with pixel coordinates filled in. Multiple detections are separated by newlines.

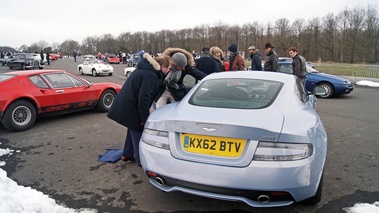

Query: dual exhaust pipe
left=150, top=171, right=271, bottom=204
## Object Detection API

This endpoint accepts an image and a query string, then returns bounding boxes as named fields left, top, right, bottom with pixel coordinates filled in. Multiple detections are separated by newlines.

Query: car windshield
left=132, top=54, right=141, bottom=62
left=88, top=59, right=105, bottom=64
left=18, top=54, right=34, bottom=59
left=189, top=78, right=283, bottom=109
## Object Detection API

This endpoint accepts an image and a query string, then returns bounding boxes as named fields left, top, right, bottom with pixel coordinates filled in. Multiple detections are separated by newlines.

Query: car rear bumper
left=140, top=142, right=326, bottom=207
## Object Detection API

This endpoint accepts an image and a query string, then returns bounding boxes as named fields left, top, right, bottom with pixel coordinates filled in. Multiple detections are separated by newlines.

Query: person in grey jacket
left=263, top=43, right=278, bottom=72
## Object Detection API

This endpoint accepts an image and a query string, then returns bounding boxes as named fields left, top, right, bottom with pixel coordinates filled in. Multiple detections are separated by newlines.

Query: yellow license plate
left=181, top=133, right=246, bottom=157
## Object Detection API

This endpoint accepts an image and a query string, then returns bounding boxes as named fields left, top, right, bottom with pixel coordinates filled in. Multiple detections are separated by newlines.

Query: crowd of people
left=106, top=43, right=308, bottom=166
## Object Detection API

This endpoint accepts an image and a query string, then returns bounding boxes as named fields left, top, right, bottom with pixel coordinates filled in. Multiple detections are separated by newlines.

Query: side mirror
left=314, top=86, right=327, bottom=96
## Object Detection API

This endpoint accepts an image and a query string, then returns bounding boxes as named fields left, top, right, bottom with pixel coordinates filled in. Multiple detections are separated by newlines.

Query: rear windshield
left=0, top=74, right=16, bottom=82
left=189, top=78, right=283, bottom=109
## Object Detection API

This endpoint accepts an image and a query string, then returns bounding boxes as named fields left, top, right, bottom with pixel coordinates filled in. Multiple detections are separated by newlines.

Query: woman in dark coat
left=107, top=53, right=172, bottom=164
left=210, top=46, right=225, bottom=72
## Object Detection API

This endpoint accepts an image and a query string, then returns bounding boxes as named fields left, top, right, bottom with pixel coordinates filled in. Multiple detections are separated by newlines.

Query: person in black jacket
left=289, top=47, right=307, bottom=84
left=248, top=46, right=262, bottom=71
left=107, top=53, right=172, bottom=165
left=195, top=47, right=220, bottom=75
left=263, top=43, right=278, bottom=72
left=46, top=51, right=50, bottom=65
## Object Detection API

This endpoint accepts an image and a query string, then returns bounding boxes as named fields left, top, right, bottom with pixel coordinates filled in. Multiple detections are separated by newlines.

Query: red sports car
left=49, top=53, right=60, bottom=61
left=0, top=70, right=122, bottom=132
left=106, top=54, right=121, bottom=64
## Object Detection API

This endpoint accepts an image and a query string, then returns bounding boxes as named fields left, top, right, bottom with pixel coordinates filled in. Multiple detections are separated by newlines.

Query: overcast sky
left=0, top=0, right=378, bottom=49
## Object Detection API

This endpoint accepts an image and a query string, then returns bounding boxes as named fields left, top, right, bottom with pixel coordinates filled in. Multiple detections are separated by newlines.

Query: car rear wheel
left=1, top=100, right=36, bottom=132
left=79, top=67, right=84, bottom=75
left=92, top=69, right=97, bottom=77
left=318, top=83, right=334, bottom=98
left=97, top=89, right=116, bottom=112
left=301, top=174, right=323, bottom=205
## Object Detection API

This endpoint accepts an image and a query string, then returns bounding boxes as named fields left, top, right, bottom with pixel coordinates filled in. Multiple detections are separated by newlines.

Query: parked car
left=49, top=53, right=59, bottom=61
left=0, top=70, right=121, bottom=132
left=105, top=54, right=121, bottom=64
left=126, top=54, right=141, bottom=67
left=124, top=67, right=135, bottom=78
left=277, top=57, right=315, bottom=68
left=277, top=57, right=354, bottom=98
left=83, top=54, right=96, bottom=60
left=1, top=55, right=15, bottom=66
left=7, top=53, right=44, bottom=70
left=140, top=71, right=327, bottom=207
left=77, top=59, right=114, bottom=76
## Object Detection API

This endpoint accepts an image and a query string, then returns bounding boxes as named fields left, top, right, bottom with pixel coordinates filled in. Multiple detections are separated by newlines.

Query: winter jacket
left=229, top=53, right=245, bottom=71
left=250, top=52, right=262, bottom=71
left=195, top=52, right=220, bottom=74
left=156, top=48, right=207, bottom=101
left=213, top=56, right=225, bottom=72
left=264, top=49, right=278, bottom=71
left=292, top=54, right=307, bottom=79
left=107, top=53, right=163, bottom=131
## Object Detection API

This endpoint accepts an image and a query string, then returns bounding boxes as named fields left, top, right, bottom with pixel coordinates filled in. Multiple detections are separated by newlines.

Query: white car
left=77, top=59, right=114, bottom=76
left=124, top=67, right=135, bottom=78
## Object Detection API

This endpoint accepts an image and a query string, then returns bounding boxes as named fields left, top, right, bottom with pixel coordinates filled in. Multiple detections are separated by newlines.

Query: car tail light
left=253, top=142, right=313, bottom=161
left=141, top=129, right=169, bottom=150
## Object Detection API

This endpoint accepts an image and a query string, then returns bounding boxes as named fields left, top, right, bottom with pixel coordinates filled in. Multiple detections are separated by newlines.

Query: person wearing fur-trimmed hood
left=107, top=53, right=172, bottom=164
left=156, top=48, right=206, bottom=106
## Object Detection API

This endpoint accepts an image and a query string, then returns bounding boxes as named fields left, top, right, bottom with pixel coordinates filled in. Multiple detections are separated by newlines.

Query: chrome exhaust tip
left=155, top=177, right=165, bottom=185
left=257, top=194, right=270, bottom=203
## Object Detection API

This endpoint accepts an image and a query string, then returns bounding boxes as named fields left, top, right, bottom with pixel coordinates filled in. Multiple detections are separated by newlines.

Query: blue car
left=277, top=58, right=354, bottom=98
left=140, top=71, right=327, bottom=207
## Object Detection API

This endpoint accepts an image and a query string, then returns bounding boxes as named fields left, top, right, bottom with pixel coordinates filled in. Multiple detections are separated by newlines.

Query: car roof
left=5, top=70, right=67, bottom=76
left=278, top=57, right=292, bottom=62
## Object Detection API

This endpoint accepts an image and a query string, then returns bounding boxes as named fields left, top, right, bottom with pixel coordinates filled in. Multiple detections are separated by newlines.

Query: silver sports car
left=139, top=71, right=327, bottom=208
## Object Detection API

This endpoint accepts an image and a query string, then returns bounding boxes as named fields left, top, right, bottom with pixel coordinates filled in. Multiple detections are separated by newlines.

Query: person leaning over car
left=155, top=48, right=207, bottom=108
left=227, top=44, right=245, bottom=71
left=248, top=46, right=262, bottom=71
left=107, top=53, right=173, bottom=165
left=288, top=46, right=307, bottom=84
left=210, top=46, right=225, bottom=72
left=263, top=43, right=278, bottom=72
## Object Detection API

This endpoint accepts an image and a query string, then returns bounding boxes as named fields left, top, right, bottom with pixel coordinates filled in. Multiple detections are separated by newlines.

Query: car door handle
left=56, top=90, right=64, bottom=93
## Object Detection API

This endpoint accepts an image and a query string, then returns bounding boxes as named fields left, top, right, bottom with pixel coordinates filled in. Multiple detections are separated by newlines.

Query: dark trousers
left=123, top=128, right=143, bottom=163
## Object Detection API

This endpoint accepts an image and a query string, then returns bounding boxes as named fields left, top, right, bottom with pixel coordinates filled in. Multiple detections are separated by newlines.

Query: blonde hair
left=210, top=46, right=223, bottom=57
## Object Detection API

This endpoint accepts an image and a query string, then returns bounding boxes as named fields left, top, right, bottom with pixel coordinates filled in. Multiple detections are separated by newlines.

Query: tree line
left=4, top=4, right=379, bottom=64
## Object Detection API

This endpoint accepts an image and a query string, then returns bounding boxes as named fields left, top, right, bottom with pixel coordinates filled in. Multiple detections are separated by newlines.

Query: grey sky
left=0, top=0, right=378, bottom=49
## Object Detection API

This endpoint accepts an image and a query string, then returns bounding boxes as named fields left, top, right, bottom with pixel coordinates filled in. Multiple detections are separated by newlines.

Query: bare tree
left=321, top=13, right=338, bottom=61
left=274, top=18, right=292, bottom=56
left=364, top=5, right=379, bottom=63
left=60, top=39, right=79, bottom=56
